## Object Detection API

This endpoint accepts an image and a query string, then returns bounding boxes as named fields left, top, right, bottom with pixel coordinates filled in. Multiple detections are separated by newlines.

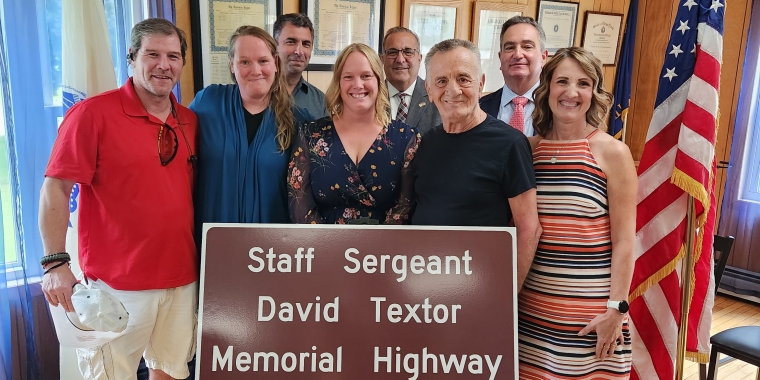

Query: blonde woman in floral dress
left=288, top=43, right=420, bottom=224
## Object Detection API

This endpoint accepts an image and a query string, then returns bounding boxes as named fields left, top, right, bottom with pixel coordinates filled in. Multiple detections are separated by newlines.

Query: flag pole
left=621, top=109, right=628, bottom=144
left=676, top=195, right=696, bottom=380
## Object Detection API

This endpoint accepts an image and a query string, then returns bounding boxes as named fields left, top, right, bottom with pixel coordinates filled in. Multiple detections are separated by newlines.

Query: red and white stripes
left=629, top=3, right=723, bottom=377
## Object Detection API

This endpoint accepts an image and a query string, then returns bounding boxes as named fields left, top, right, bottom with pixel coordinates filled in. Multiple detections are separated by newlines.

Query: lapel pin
left=418, top=102, right=426, bottom=107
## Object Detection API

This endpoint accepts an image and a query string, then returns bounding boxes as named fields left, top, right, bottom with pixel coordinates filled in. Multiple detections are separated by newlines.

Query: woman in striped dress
left=518, top=47, right=637, bottom=379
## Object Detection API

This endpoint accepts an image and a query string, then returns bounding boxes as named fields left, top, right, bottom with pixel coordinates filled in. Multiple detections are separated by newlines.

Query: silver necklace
left=550, top=125, right=588, bottom=164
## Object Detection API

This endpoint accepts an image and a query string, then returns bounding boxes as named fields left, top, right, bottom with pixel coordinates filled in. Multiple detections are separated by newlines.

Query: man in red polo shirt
left=39, top=18, right=198, bottom=380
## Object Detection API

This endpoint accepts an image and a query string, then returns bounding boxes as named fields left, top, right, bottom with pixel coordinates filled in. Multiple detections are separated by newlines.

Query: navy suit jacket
left=479, top=88, right=538, bottom=136
left=479, top=88, right=503, bottom=119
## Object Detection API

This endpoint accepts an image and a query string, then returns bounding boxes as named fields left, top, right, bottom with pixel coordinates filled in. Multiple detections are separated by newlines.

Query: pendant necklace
left=550, top=125, right=588, bottom=164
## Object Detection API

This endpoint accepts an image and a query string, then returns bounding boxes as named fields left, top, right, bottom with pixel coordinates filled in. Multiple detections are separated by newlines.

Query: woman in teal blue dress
left=190, top=26, right=311, bottom=231
left=287, top=43, right=420, bottom=224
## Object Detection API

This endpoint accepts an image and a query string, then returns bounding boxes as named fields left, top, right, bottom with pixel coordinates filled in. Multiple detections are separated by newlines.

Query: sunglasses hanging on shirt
left=157, top=105, right=198, bottom=169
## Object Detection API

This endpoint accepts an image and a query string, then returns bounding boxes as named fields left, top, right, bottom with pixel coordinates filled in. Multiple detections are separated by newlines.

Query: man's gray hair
left=424, top=39, right=481, bottom=80
left=382, top=26, right=420, bottom=51
left=500, top=16, right=546, bottom=52
left=129, top=18, right=188, bottom=64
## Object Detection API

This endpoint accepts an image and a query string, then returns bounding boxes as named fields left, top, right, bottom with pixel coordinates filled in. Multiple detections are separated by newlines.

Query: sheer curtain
left=0, top=19, right=37, bottom=379
left=0, top=2, right=47, bottom=378
left=717, top=0, right=760, bottom=297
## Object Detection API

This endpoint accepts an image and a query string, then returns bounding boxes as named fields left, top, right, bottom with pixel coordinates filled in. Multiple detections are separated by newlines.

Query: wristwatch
left=607, top=300, right=630, bottom=313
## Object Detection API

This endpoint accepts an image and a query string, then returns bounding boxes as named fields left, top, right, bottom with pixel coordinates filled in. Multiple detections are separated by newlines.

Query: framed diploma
left=191, top=0, right=283, bottom=90
left=301, top=0, right=385, bottom=71
left=471, top=2, right=526, bottom=93
left=536, top=0, right=579, bottom=55
left=581, top=11, right=623, bottom=66
left=403, top=0, right=467, bottom=79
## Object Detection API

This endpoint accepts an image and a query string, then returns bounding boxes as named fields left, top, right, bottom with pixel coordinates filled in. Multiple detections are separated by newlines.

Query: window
left=104, top=0, right=142, bottom=85
left=740, top=55, right=760, bottom=203
left=0, top=93, right=17, bottom=266
left=43, top=0, right=62, bottom=106
left=39, top=0, right=137, bottom=109
left=0, top=0, right=144, bottom=273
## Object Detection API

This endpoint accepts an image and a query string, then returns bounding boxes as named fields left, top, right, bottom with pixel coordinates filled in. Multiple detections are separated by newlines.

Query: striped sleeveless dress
left=518, top=130, right=632, bottom=379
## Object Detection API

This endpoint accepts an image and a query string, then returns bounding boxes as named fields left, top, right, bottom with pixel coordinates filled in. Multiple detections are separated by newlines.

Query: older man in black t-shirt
left=411, top=39, right=541, bottom=292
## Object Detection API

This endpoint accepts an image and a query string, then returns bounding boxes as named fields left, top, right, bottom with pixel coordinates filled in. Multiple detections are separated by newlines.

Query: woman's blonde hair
left=325, top=43, right=391, bottom=127
left=228, top=25, right=295, bottom=150
left=532, top=47, right=613, bottom=137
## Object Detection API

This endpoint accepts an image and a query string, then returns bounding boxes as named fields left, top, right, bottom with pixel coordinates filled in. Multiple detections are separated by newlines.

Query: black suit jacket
left=392, top=77, right=442, bottom=134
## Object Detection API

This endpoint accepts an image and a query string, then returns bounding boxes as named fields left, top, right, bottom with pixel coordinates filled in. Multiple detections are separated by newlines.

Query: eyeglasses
left=158, top=123, right=179, bottom=166
left=384, top=48, right=418, bottom=59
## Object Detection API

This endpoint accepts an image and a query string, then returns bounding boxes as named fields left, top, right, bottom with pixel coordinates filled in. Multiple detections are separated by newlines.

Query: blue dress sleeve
left=188, top=88, right=206, bottom=112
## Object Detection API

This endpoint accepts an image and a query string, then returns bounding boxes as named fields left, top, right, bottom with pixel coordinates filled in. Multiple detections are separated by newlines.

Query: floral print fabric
left=288, top=117, right=420, bottom=224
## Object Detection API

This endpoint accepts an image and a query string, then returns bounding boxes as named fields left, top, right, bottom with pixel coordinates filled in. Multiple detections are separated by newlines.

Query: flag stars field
left=664, top=68, right=678, bottom=81
left=677, top=20, right=691, bottom=34
left=670, top=44, right=684, bottom=58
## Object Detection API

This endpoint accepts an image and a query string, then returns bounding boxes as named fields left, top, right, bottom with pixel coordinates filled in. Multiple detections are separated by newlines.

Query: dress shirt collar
left=387, top=80, right=417, bottom=98
left=295, top=76, right=311, bottom=94
left=499, top=81, right=540, bottom=109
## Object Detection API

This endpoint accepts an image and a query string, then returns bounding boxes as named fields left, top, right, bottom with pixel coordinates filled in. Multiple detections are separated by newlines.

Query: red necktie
left=509, top=96, right=529, bottom=133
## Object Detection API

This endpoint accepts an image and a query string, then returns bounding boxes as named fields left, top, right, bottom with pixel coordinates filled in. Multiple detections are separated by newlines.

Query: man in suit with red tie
left=479, top=16, right=548, bottom=136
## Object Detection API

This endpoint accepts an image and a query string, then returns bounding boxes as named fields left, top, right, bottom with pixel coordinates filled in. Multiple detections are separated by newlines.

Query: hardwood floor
left=681, top=294, right=760, bottom=380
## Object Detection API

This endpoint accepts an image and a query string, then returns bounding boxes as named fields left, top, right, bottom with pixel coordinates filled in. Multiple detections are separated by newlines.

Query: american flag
left=61, top=0, right=116, bottom=238
left=628, top=0, right=724, bottom=378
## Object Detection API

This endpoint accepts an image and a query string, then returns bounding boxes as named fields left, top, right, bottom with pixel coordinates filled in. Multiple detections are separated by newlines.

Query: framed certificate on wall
left=301, top=0, right=385, bottom=70
left=537, top=0, right=579, bottom=55
left=402, top=0, right=467, bottom=78
left=472, top=2, right=526, bottom=93
left=581, top=11, right=623, bottom=66
left=191, top=0, right=283, bottom=90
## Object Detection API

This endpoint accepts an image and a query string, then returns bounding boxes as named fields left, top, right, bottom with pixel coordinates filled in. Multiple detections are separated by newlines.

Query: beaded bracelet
left=40, top=252, right=71, bottom=266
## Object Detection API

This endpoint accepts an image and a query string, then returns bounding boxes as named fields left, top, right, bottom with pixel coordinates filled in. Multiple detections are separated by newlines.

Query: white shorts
left=76, top=280, right=198, bottom=380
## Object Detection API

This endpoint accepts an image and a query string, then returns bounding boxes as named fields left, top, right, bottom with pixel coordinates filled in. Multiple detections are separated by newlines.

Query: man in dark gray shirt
left=274, top=13, right=328, bottom=118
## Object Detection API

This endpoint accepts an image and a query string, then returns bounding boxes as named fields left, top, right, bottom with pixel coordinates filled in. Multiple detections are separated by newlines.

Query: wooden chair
left=698, top=235, right=737, bottom=379
left=705, top=326, right=760, bottom=380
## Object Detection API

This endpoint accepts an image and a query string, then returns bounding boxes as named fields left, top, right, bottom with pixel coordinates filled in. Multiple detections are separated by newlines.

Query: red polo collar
left=119, top=77, right=180, bottom=124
